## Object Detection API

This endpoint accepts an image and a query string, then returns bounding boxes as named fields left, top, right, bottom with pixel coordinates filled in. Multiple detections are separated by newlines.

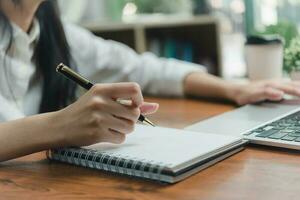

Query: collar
left=11, top=18, right=40, bottom=45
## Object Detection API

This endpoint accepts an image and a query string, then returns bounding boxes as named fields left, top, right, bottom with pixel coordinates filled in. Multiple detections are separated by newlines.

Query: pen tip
left=144, top=118, right=156, bottom=127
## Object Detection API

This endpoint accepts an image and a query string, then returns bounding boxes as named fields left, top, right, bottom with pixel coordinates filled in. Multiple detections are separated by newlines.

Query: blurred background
left=58, top=0, right=300, bottom=79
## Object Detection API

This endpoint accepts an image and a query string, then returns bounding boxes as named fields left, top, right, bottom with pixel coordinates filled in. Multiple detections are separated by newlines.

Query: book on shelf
left=148, top=38, right=194, bottom=63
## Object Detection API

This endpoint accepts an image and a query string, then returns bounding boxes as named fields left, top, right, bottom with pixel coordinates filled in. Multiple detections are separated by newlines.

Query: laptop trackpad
left=185, top=99, right=300, bottom=136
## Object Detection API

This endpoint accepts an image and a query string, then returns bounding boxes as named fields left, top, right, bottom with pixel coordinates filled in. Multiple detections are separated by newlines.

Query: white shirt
left=0, top=19, right=203, bottom=122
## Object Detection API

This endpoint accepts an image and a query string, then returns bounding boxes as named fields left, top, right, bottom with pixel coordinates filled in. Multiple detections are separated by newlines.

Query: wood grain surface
left=1, top=97, right=300, bottom=200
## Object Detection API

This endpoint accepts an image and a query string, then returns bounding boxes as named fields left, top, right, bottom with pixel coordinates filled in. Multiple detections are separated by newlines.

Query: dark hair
left=0, top=0, right=77, bottom=113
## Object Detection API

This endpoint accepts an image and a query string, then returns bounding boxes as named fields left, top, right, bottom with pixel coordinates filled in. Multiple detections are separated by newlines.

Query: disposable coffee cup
left=245, top=35, right=283, bottom=80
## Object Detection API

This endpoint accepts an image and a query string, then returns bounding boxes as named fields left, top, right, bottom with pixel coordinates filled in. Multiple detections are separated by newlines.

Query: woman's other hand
left=231, top=80, right=300, bottom=105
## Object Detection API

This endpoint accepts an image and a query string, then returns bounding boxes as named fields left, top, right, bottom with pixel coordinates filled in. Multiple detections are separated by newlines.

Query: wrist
left=43, top=111, right=67, bottom=149
left=224, top=82, right=243, bottom=104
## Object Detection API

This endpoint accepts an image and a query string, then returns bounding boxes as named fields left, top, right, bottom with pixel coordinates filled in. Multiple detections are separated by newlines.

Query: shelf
left=80, top=15, right=222, bottom=76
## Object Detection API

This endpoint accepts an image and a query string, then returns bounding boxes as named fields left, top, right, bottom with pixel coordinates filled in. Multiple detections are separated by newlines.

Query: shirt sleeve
left=0, top=95, right=25, bottom=122
left=64, top=22, right=206, bottom=97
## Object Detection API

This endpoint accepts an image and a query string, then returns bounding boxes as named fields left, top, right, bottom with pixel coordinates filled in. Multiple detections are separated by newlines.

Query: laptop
left=185, top=99, right=300, bottom=150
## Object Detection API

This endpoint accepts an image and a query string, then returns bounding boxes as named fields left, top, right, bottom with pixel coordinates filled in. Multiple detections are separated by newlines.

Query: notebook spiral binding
left=49, top=148, right=167, bottom=181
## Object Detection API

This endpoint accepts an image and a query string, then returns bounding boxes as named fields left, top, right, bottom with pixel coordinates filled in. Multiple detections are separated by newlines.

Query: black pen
left=56, top=63, right=155, bottom=127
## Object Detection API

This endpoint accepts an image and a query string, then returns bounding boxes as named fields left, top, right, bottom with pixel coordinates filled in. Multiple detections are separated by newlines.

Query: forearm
left=0, top=112, right=62, bottom=162
left=183, top=72, right=237, bottom=102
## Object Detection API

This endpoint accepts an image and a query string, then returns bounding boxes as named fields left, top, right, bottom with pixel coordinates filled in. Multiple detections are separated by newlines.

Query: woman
left=1, top=0, right=300, bottom=162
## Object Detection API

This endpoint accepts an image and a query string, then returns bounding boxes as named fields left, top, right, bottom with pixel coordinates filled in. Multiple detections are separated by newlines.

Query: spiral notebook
left=49, top=125, right=246, bottom=183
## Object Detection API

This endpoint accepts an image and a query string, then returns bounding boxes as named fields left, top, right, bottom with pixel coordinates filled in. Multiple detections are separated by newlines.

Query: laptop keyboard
left=245, top=110, right=300, bottom=142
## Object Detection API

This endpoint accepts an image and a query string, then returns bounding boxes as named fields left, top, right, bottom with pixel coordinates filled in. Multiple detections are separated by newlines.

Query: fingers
left=90, top=114, right=134, bottom=144
left=107, top=130, right=126, bottom=144
left=243, top=80, right=300, bottom=105
left=105, top=114, right=135, bottom=135
left=92, top=102, right=158, bottom=144
left=140, top=102, right=159, bottom=115
left=267, top=82, right=300, bottom=96
left=250, top=87, right=283, bottom=103
left=97, top=98, right=158, bottom=121
left=97, top=128, right=126, bottom=144
left=104, top=99, right=141, bottom=122
left=238, top=87, right=284, bottom=105
left=260, top=87, right=284, bottom=101
left=107, top=101, right=158, bottom=121
left=78, top=83, right=159, bottom=145
left=103, top=116, right=135, bottom=144
left=288, top=81, right=300, bottom=88
left=93, top=83, right=144, bottom=107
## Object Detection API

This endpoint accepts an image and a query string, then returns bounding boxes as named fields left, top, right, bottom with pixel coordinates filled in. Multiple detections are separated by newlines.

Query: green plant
left=255, top=21, right=299, bottom=73
left=284, top=37, right=300, bottom=73
left=131, top=0, right=193, bottom=14
left=255, top=21, right=299, bottom=48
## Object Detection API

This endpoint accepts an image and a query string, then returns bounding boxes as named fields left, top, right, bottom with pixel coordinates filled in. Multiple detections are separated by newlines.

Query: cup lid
left=246, top=35, right=283, bottom=45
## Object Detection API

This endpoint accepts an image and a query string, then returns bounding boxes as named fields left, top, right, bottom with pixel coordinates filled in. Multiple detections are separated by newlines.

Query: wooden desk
left=1, top=97, right=300, bottom=200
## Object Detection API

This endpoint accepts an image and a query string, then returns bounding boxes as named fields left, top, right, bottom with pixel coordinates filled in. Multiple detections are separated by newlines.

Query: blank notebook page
left=84, top=125, right=241, bottom=169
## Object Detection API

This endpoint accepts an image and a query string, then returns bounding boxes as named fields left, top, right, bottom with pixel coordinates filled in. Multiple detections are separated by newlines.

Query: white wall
left=58, top=0, right=111, bottom=23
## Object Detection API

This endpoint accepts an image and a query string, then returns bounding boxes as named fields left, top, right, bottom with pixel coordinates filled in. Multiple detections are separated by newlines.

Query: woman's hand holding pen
left=52, top=83, right=159, bottom=147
